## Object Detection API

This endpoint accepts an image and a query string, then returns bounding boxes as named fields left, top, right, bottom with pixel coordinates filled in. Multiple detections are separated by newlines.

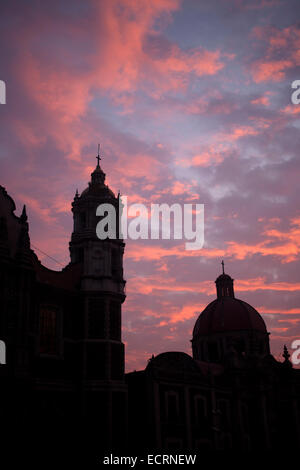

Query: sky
left=1, top=0, right=300, bottom=371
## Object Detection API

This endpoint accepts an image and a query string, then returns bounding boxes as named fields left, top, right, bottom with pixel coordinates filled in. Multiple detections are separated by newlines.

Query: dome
left=192, top=263, right=270, bottom=363
left=78, top=158, right=116, bottom=200
left=80, top=184, right=115, bottom=199
left=216, top=273, right=232, bottom=282
left=193, top=297, right=267, bottom=338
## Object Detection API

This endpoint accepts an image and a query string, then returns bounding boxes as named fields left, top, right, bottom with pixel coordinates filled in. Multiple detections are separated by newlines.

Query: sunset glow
left=1, top=0, right=300, bottom=371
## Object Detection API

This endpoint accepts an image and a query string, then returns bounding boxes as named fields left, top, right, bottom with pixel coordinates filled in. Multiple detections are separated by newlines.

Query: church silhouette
left=0, top=154, right=299, bottom=457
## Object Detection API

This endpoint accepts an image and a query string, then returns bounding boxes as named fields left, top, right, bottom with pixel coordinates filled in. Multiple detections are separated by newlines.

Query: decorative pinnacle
left=20, top=204, right=28, bottom=222
left=221, top=259, right=225, bottom=275
left=283, top=344, right=290, bottom=362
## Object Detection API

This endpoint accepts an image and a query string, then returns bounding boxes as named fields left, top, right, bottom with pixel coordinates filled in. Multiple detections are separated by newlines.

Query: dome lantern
left=215, top=260, right=235, bottom=298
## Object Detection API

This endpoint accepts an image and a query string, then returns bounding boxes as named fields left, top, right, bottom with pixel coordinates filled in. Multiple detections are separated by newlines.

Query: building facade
left=127, top=271, right=300, bottom=450
left=0, top=157, right=127, bottom=451
left=0, top=157, right=299, bottom=453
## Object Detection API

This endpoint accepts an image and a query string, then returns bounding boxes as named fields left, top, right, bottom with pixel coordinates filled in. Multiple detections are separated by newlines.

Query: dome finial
left=90, top=144, right=106, bottom=186
left=96, top=143, right=102, bottom=168
left=221, top=259, right=225, bottom=274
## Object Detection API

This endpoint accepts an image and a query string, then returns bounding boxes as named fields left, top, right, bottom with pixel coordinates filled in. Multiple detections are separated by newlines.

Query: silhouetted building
left=127, top=269, right=300, bottom=450
left=0, top=156, right=126, bottom=452
left=0, top=156, right=299, bottom=454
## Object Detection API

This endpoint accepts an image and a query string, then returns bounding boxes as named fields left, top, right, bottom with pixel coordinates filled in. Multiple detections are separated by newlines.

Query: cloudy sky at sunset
left=1, top=0, right=300, bottom=370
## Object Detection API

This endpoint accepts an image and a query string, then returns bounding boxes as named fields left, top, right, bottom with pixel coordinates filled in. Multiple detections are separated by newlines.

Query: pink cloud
left=251, top=60, right=293, bottom=83
left=192, top=148, right=225, bottom=167
left=250, top=25, right=300, bottom=82
left=15, top=0, right=225, bottom=161
left=251, top=93, right=271, bottom=106
left=282, top=105, right=300, bottom=115
left=2, top=0, right=300, bottom=372
left=127, top=274, right=300, bottom=300
left=260, top=307, right=300, bottom=315
left=226, top=125, right=259, bottom=140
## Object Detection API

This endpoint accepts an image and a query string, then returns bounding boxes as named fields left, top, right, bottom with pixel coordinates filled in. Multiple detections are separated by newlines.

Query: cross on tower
left=221, top=260, right=225, bottom=274
left=96, top=143, right=102, bottom=167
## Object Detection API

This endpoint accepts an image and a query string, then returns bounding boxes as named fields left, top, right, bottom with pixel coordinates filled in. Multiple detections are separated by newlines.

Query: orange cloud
left=236, top=278, right=300, bottom=293
left=278, top=318, right=300, bottom=324
left=251, top=94, right=271, bottom=106
left=169, top=303, right=206, bottom=323
left=226, top=240, right=299, bottom=263
left=250, top=25, right=300, bottom=82
left=126, top=217, right=300, bottom=264
left=282, top=105, right=300, bottom=115
left=15, top=0, right=225, bottom=165
left=271, top=327, right=289, bottom=332
left=126, top=243, right=225, bottom=261
left=192, top=149, right=224, bottom=167
left=127, top=274, right=213, bottom=295
left=259, top=307, right=300, bottom=315
left=170, top=181, right=186, bottom=195
left=127, top=273, right=300, bottom=299
left=251, top=60, right=293, bottom=83
left=186, top=125, right=261, bottom=168
left=226, top=126, right=259, bottom=140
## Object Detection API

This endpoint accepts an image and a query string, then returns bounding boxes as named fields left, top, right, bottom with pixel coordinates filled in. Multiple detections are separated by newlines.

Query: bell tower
left=69, top=147, right=127, bottom=448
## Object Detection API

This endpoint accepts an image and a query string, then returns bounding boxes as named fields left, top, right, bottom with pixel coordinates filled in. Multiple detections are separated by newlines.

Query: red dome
left=193, top=297, right=267, bottom=337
